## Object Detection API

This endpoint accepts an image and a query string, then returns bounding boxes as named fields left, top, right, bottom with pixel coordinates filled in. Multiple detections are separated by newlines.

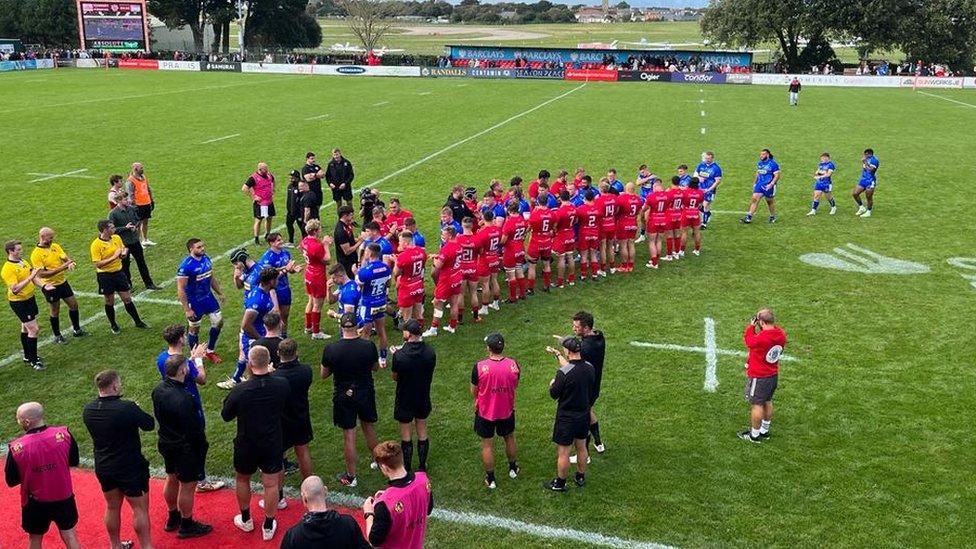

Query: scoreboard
left=76, top=1, right=150, bottom=52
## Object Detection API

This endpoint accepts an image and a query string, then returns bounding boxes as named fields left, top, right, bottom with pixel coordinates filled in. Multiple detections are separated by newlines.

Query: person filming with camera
left=738, top=309, right=787, bottom=444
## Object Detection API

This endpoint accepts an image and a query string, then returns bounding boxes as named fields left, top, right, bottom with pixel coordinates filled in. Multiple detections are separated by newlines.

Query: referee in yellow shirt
left=30, top=228, right=89, bottom=344
left=91, top=220, right=148, bottom=335
left=2, top=240, right=44, bottom=370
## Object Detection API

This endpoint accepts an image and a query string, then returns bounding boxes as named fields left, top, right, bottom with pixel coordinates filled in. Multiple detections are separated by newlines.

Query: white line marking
left=629, top=341, right=799, bottom=362
left=200, top=133, right=240, bottom=144
left=304, top=114, right=330, bottom=121
left=418, top=91, right=432, bottom=96
left=700, top=127, right=706, bottom=135
left=17, top=79, right=279, bottom=111
left=700, top=110, right=706, bottom=116
left=917, top=90, right=976, bottom=109
left=372, top=101, right=390, bottom=106
left=456, top=83, right=468, bottom=87
left=73, top=291, right=183, bottom=307
left=703, top=317, right=718, bottom=392
left=1, top=85, right=585, bottom=368
left=27, top=169, right=93, bottom=183
left=712, top=210, right=748, bottom=215
left=699, top=99, right=705, bottom=104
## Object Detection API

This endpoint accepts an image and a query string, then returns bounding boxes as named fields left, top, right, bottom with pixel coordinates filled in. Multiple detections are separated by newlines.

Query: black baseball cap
left=560, top=336, right=581, bottom=353
left=289, top=169, right=301, bottom=178
left=338, top=205, right=354, bottom=217
left=340, top=312, right=358, bottom=329
left=402, top=319, right=423, bottom=336
left=485, top=332, right=504, bottom=352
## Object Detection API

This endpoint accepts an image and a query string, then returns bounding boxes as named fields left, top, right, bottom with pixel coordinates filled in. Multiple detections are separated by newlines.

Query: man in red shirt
left=300, top=220, right=332, bottom=339
left=681, top=178, right=705, bottom=256
left=595, top=180, right=618, bottom=273
left=739, top=309, right=787, bottom=444
left=385, top=198, right=413, bottom=254
left=576, top=190, right=602, bottom=280
left=552, top=191, right=577, bottom=287
left=423, top=226, right=462, bottom=337
left=456, top=217, right=482, bottom=323
left=550, top=170, right=569, bottom=198
left=527, top=170, right=550, bottom=202
left=526, top=198, right=555, bottom=293
left=572, top=167, right=586, bottom=191
left=476, top=211, right=503, bottom=313
left=500, top=202, right=528, bottom=302
left=642, top=181, right=669, bottom=269
left=665, top=176, right=685, bottom=261
left=462, top=188, right=483, bottom=229
left=394, top=232, right=427, bottom=328
left=615, top=183, right=643, bottom=272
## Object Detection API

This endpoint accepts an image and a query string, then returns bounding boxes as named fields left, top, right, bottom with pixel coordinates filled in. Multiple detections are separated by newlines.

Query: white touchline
left=27, top=169, right=95, bottom=183
left=200, top=133, right=241, bottom=144
left=1, top=85, right=586, bottom=367
left=703, top=317, right=718, bottom=392
left=418, top=91, right=432, bottom=95
left=917, top=90, right=976, bottom=109
left=73, top=291, right=183, bottom=307
left=372, top=101, right=390, bottom=106
left=304, top=114, right=330, bottom=121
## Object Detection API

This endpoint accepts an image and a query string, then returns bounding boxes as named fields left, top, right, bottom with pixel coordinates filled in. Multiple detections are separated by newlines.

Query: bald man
left=281, top=476, right=370, bottom=548
left=5, top=402, right=82, bottom=549
left=30, top=228, right=87, bottom=344
left=125, top=162, right=155, bottom=246
left=739, top=308, right=788, bottom=444
left=244, top=162, right=277, bottom=246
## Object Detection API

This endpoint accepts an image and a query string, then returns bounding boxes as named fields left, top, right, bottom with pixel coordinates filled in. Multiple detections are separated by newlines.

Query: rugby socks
left=263, top=517, right=275, bottom=530
left=104, top=305, right=118, bottom=329
left=760, top=420, right=771, bottom=435
left=431, top=308, right=443, bottom=328
left=744, top=214, right=753, bottom=222
left=517, top=278, right=526, bottom=299
left=507, top=280, right=517, bottom=301
left=579, top=262, right=588, bottom=279
left=854, top=196, right=863, bottom=206
left=811, top=199, right=820, bottom=211
left=123, top=302, right=143, bottom=324
left=50, top=316, right=62, bottom=338
left=310, top=312, right=321, bottom=334
left=485, top=471, right=496, bottom=484
left=208, top=326, right=221, bottom=352
left=527, top=278, right=536, bottom=291
left=751, top=428, right=761, bottom=438
left=233, top=360, right=247, bottom=382
left=187, top=331, right=199, bottom=348
left=542, top=271, right=551, bottom=289
left=568, top=272, right=576, bottom=284
left=590, top=261, right=600, bottom=276
left=401, top=440, right=414, bottom=471
left=418, top=439, right=429, bottom=471
left=68, top=309, right=81, bottom=331
left=240, top=508, right=251, bottom=523
left=828, top=198, right=836, bottom=208
left=702, top=210, right=712, bottom=225
left=449, top=317, right=458, bottom=329
left=471, top=306, right=480, bottom=320
left=22, top=333, right=38, bottom=362
left=508, top=460, right=518, bottom=473
left=651, top=255, right=659, bottom=267
left=590, top=422, right=602, bottom=447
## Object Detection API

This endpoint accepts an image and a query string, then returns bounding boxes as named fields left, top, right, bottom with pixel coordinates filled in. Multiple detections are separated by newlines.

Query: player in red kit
left=500, top=201, right=528, bottom=302
left=526, top=197, right=555, bottom=294
left=456, top=217, right=482, bottom=323
left=528, top=170, right=550, bottom=202
left=576, top=190, right=602, bottom=280
left=572, top=167, right=587, bottom=191
left=665, top=176, right=685, bottom=261
left=615, top=183, right=643, bottom=272
left=643, top=181, right=669, bottom=269
left=595, top=180, right=618, bottom=273
left=550, top=170, right=568, bottom=198
left=681, top=178, right=705, bottom=256
left=394, top=231, right=427, bottom=328
left=423, top=226, right=462, bottom=337
left=552, top=191, right=578, bottom=288
left=385, top=198, right=413, bottom=253
left=476, top=210, right=503, bottom=314
left=300, top=219, right=333, bottom=339
left=462, top=188, right=483, bottom=229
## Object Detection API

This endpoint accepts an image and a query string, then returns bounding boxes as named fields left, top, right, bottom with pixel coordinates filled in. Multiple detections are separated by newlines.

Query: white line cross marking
left=200, top=133, right=240, bottom=144
left=27, top=169, right=95, bottom=183
left=917, top=90, right=976, bottom=109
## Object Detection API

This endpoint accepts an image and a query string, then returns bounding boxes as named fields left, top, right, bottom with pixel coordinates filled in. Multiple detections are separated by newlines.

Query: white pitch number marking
left=27, top=169, right=95, bottom=183
left=947, top=257, right=976, bottom=289
left=799, top=243, right=931, bottom=274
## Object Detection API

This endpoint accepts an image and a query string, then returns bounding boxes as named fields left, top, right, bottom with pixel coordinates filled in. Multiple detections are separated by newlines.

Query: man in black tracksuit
left=285, top=170, right=308, bottom=246
left=326, top=148, right=355, bottom=212
left=272, top=338, right=314, bottom=479
left=573, top=311, right=606, bottom=462
left=280, top=475, right=369, bottom=548
left=390, top=319, right=436, bottom=471
left=543, top=336, right=595, bottom=492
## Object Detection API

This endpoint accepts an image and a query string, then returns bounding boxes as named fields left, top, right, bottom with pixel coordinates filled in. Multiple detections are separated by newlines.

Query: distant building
left=575, top=6, right=612, bottom=23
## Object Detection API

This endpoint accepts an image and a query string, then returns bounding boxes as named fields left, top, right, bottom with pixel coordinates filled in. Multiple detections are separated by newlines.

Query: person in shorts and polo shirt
left=90, top=219, right=148, bottom=334
left=321, top=312, right=380, bottom=487
left=2, top=240, right=44, bottom=369
left=470, top=332, right=521, bottom=489
left=390, top=319, right=436, bottom=471
left=30, top=227, right=88, bottom=344
left=738, top=309, right=787, bottom=444
left=544, top=336, right=595, bottom=492
left=82, top=369, right=156, bottom=549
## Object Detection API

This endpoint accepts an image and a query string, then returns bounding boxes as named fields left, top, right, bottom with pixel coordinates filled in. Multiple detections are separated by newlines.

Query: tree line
left=314, top=0, right=576, bottom=24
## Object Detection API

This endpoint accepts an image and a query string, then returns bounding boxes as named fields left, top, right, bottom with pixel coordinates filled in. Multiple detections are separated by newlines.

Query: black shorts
left=282, top=419, right=314, bottom=448
left=331, top=185, right=353, bottom=203
left=10, top=297, right=38, bottom=323
left=253, top=202, right=277, bottom=219
left=22, top=496, right=78, bottom=535
left=745, top=375, right=778, bottom=405
left=552, top=417, right=589, bottom=446
left=96, top=271, right=130, bottom=295
left=474, top=411, right=516, bottom=439
left=41, top=281, right=74, bottom=303
left=332, top=386, right=378, bottom=430
left=96, top=466, right=150, bottom=497
left=160, top=442, right=207, bottom=483
left=394, top=397, right=432, bottom=423
left=135, top=204, right=152, bottom=220
left=234, top=439, right=283, bottom=475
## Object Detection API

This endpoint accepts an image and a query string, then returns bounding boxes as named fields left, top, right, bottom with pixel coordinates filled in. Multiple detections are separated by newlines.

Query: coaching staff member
left=273, top=338, right=315, bottom=479
left=470, top=332, right=521, bottom=489
left=152, top=355, right=213, bottom=538
left=334, top=205, right=365, bottom=277
left=738, top=308, right=787, bottom=444
left=363, top=441, right=433, bottom=549
left=3, top=240, right=43, bottom=369
left=570, top=311, right=605, bottom=465
left=31, top=227, right=88, bottom=343
left=281, top=475, right=370, bottom=548
left=302, top=152, right=326, bottom=211
left=390, top=319, right=436, bottom=472
left=221, top=345, right=291, bottom=541
left=544, top=336, right=595, bottom=492
left=326, top=148, right=355, bottom=213
left=82, top=369, right=155, bottom=549
left=5, top=402, right=81, bottom=548
left=109, top=191, right=161, bottom=290
left=322, top=312, right=380, bottom=487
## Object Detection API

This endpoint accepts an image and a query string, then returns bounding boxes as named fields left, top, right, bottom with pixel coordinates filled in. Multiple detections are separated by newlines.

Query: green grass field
left=1, top=69, right=975, bottom=548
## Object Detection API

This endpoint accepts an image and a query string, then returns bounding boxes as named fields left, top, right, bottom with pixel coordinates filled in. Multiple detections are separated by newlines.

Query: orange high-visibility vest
left=128, top=174, right=152, bottom=206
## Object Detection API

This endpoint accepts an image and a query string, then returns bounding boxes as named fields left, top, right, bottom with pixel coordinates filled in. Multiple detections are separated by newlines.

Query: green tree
left=615, top=1, right=630, bottom=9
left=147, top=0, right=209, bottom=52
left=899, top=0, right=976, bottom=72
left=0, top=0, right=79, bottom=47
left=245, top=0, right=323, bottom=48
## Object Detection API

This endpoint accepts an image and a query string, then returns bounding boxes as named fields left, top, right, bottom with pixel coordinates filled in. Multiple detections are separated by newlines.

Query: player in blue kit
left=217, top=266, right=278, bottom=389
left=361, top=222, right=394, bottom=264
left=741, top=149, right=781, bottom=224
left=176, top=238, right=225, bottom=363
left=258, top=233, right=302, bottom=337
left=606, top=169, right=624, bottom=194
left=807, top=153, right=837, bottom=216
left=356, top=243, right=392, bottom=367
left=635, top=165, right=657, bottom=243
left=230, top=248, right=261, bottom=295
left=677, top=165, right=692, bottom=187
left=853, top=148, right=879, bottom=218
left=327, top=263, right=361, bottom=335
left=695, top=152, right=723, bottom=229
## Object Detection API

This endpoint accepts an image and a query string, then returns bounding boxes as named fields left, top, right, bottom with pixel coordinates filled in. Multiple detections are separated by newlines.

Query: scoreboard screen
left=76, top=1, right=150, bottom=51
